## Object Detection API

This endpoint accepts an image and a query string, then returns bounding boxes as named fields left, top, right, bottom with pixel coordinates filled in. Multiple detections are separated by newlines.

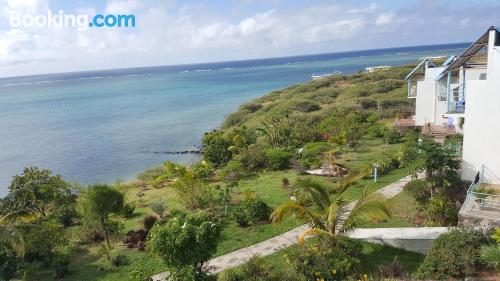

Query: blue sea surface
left=0, top=43, right=467, bottom=195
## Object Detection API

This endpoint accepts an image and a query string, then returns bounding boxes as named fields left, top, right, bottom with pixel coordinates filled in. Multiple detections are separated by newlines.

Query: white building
left=405, top=57, right=451, bottom=128
left=407, top=27, right=500, bottom=226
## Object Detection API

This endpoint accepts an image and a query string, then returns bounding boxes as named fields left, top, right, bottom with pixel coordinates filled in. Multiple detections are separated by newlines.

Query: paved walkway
left=152, top=174, right=421, bottom=280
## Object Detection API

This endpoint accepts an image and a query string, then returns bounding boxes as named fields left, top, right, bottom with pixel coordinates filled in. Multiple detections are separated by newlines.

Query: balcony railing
left=447, top=84, right=465, bottom=113
left=460, top=169, right=500, bottom=219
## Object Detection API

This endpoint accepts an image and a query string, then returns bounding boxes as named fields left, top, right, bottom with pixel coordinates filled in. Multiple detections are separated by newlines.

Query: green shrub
left=360, top=99, right=377, bottom=109
left=203, top=136, right=233, bottom=168
left=287, top=243, right=360, bottom=281
left=366, top=124, right=386, bottom=138
left=52, top=255, right=70, bottom=277
left=0, top=248, right=18, bottom=281
left=147, top=211, right=222, bottom=279
left=192, top=161, right=214, bottom=179
left=220, top=160, right=248, bottom=182
left=120, top=203, right=136, bottom=218
left=150, top=201, right=166, bottom=216
left=292, top=100, right=321, bottom=112
left=404, top=179, right=430, bottom=207
left=265, top=148, right=293, bottom=170
left=480, top=245, right=500, bottom=270
left=238, top=144, right=268, bottom=171
left=240, top=102, right=262, bottom=113
left=300, top=142, right=335, bottom=168
left=425, top=195, right=458, bottom=226
left=384, top=128, right=402, bottom=144
left=233, top=196, right=272, bottom=227
left=416, top=228, right=492, bottom=280
left=111, top=254, right=130, bottom=267
left=218, top=255, right=302, bottom=281
left=223, top=111, right=249, bottom=128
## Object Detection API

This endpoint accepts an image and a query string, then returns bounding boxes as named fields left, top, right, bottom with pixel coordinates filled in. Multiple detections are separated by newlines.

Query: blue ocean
left=0, top=43, right=467, bottom=195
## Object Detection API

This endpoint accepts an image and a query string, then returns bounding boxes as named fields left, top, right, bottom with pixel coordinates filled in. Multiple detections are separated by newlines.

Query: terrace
left=459, top=168, right=500, bottom=227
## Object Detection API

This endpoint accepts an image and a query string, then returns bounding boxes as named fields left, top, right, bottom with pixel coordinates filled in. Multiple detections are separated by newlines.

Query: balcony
left=446, top=84, right=465, bottom=114
left=459, top=170, right=500, bottom=226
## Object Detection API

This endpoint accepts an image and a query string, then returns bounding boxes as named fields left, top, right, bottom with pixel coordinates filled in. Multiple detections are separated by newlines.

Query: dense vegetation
left=1, top=64, right=495, bottom=280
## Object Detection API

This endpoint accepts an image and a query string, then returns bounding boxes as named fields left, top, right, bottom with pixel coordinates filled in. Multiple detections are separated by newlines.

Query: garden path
left=152, top=173, right=422, bottom=280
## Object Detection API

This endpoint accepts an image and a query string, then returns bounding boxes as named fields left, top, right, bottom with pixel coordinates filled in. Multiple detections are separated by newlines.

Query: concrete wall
left=461, top=31, right=500, bottom=184
left=348, top=227, right=448, bottom=254
left=461, top=79, right=500, bottom=183
left=415, top=80, right=436, bottom=126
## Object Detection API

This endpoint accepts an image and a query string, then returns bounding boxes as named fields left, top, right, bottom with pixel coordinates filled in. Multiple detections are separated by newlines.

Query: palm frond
left=297, top=227, right=333, bottom=245
left=0, top=226, right=25, bottom=256
left=296, top=178, right=331, bottom=211
left=270, top=200, right=324, bottom=229
left=341, top=193, right=391, bottom=232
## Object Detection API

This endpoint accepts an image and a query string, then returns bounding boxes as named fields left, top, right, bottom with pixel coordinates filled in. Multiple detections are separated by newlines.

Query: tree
left=147, top=211, right=222, bottom=280
left=0, top=209, right=36, bottom=257
left=6, top=167, right=72, bottom=217
left=412, top=141, right=461, bottom=197
left=77, top=184, right=124, bottom=248
left=271, top=178, right=390, bottom=245
left=203, top=133, right=233, bottom=168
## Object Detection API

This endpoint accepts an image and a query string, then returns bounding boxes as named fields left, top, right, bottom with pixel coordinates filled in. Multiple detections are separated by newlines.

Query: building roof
left=442, top=26, right=498, bottom=73
left=404, top=57, right=438, bottom=80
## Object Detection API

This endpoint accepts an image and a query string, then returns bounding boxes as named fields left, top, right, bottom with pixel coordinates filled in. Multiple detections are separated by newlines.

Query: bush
left=238, top=144, right=268, bottom=171
left=378, top=257, right=407, bottom=280
left=240, top=102, right=262, bottom=113
left=150, top=201, right=166, bottom=216
left=121, top=203, right=136, bottom=218
left=360, top=99, right=377, bottom=109
left=52, top=255, right=70, bottom=278
left=111, top=254, right=130, bottom=267
left=384, top=128, right=402, bottom=144
left=404, top=179, right=430, bottom=207
left=233, top=196, right=272, bottom=227
left=366, top=124, right=386, bottom=138
left=425, top=195, right=458, bottom=226
left=416, top=228, right=492, bottom=280
left=203, top=135, right=233, bottom=168
left=265, top=148, right=293, bottom=170
left=287, top=243, right=360, bottom=281
left=192, top=162, right=214, bottom=179
left=480, top=245, right=500, bottom=270
left=220, top=160, right=248, bottom=182
left=292, top=100, right=321, bottom=112
left=218, top=255, right=301, bottom=281
left=147, top=211, right=222, bottom=279
left=300, top=142, right=335, bottom=168
left=143, top=215, right=157, bottom=230
left=0, top=248, right=18, bottom=281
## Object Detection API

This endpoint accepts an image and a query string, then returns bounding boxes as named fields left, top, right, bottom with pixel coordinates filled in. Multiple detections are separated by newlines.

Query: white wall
left=461, top=79, right=500, bottom=183
left=461, top=30, right=500, bottom=184
left=415, top=80, right=436, bottom=126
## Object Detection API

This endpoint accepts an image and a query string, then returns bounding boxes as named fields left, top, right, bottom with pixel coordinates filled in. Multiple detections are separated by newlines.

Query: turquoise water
left=0, top=43, right=467, bottom=194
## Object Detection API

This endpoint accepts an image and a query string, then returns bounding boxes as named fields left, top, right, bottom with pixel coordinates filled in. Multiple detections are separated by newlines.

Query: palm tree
left=0, top=209, right=36, bottom=256
left=271, top=178, right=390, bottom=245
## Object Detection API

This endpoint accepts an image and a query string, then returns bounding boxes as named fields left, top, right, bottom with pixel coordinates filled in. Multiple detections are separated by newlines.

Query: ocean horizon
left=0, top=42, right=468, bottom=195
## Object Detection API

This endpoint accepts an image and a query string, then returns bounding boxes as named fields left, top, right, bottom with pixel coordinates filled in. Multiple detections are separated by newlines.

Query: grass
left=17, top=65, right=427, bottom=280
left=224, top=239, right=425, bottom=279
left=360, top=189, right=418, bottom=228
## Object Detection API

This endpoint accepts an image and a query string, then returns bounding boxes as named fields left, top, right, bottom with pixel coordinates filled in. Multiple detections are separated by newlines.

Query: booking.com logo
left=9, top=10, right=136, bottom=31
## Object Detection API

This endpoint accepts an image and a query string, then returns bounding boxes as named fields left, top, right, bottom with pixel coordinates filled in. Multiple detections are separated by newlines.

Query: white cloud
left=375, top=12, right=395, bottom=26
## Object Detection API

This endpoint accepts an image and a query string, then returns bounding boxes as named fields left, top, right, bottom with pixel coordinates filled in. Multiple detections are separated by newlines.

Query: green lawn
left=222, top=240, right=424, bottom=280
left=22, top=133, right=415, bottom=281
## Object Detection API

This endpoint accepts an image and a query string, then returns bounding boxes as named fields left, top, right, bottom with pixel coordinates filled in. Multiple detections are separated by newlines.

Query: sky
left=0, top=0, right=499, bottom=78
